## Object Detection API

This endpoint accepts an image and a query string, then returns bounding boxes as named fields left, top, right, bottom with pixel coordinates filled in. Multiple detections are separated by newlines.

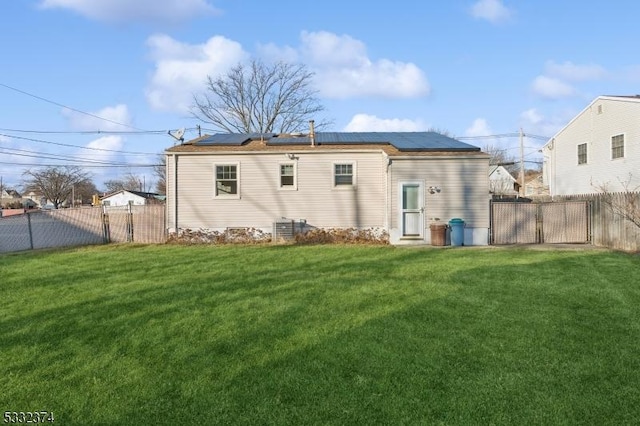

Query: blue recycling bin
left=449, top=218, right=465, bottom=246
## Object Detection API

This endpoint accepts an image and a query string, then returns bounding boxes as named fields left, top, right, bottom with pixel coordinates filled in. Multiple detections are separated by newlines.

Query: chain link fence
left=0, top=205, right=166, bottom=254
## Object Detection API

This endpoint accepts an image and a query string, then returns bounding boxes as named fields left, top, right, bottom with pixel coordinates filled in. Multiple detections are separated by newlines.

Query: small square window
left=577, top=143, right=587, bottom=165
left=611, top=134, right=624, bottom=159
left=215, top=164, right=238, bottom=196
left=279, top=163, right=297, bottom=189
left=334, top=163, right=353, bottom=186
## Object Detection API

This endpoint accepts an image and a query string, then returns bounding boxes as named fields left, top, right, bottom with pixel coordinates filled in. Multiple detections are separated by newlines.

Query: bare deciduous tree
left=73, top=179, right=99, bottom=206
left=23, top=166, right=91, bottom=209
left=192, top=59, right=328, bottom=134
left=595, top=176, right=640, bottom=229
left=104, top=173, right=144, bottom=193
left=484, top=143, right=517, bottom=173
left=154, top=155, right=166, bottom=194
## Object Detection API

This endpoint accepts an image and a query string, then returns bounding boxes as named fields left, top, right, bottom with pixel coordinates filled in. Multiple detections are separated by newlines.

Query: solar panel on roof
left=389, top=132, right=480, bottom=151
left=194, top=133, right=277, bottom=146
left=195, top=134, right=250, bottom=146
left=215, top=131, right=479, bottom=151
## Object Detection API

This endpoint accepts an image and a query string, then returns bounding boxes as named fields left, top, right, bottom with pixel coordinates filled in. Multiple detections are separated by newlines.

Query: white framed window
left=279, top=162, right=297, bottom=190
left=333, top=162, right=356, bottom=188
left=577, top=143, right=587, bottom=165
left=611, top=134, right=624, bottom=159
left=215, top=163, right=240, bottom=198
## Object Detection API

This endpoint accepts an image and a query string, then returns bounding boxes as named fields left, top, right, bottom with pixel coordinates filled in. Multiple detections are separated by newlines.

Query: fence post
left=127, top=203, right=134, bottom=242
left=27, top=212, right=34, bottom=250
left=102, top=205, right=111, bottom=244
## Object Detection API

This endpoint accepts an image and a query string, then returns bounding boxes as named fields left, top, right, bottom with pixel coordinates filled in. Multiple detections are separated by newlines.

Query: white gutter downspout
left=173, top=153, right=179, bottom=232
left=384, top=153, right=391, bottom=233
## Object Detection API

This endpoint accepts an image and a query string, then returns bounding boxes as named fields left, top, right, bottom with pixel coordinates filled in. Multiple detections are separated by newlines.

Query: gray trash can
left=449, top=218, right=465, bottom=246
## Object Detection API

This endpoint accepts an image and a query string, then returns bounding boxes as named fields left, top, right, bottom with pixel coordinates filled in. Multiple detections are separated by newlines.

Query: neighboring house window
left=577, top=143, right=587, bottom=165
left=611, top=134, right=624, bottom=159
left=215, top=164, right=239, bottom=196
left=279, top=163, right=297, bottom=190
left=103, top=200, right=111, bottom=206
left=334, top=163, right=355, bottom=187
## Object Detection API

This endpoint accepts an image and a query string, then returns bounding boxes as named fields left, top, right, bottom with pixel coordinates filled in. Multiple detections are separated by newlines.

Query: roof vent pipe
left=309, top=120, right=315, bottom=146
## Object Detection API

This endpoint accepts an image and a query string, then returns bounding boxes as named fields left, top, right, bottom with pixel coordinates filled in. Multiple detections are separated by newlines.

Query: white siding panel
left=548, top=98, right=640, bottom=196
left=173, top=151, right=386, bottom=230
left=166, top=154, right=175, bottom=230
left=389, top=157, right=490, bottom=241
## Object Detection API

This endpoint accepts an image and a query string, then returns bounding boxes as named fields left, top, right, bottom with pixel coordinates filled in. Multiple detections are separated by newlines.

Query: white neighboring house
left=543, top=95, right=640, bottom=196
left=101, top=190, right=163, bottom=207
left=488, top=165, right=519, bottom=197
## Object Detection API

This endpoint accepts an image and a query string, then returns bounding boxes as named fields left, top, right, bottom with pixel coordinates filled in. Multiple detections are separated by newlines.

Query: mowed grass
left=1, top=244, right=639, bottom=425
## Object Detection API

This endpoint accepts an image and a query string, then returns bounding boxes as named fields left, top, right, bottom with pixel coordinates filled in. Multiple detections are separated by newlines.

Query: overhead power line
left=0, top=127, right=199, bottom=136
left=0, top=133, right=159, bottom=156
left=0, top=82, right=147, bottom=132
left=0, top=161, right=160, bottom=168
left=457, top=132, right=550, bottom=141
left=0, top=146, right=137, bottom=166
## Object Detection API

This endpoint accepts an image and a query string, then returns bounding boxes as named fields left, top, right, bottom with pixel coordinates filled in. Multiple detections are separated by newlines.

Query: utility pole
left=519, top=128, right=525, bottom=197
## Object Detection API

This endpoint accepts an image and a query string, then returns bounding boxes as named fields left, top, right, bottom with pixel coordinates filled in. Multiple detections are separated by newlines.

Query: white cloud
left=465, top=118, right=493, bottom=137
left=530, top=60, right=606, bottom=100
left=470, top=0, right=513, bottom=23
left=86, top=135, right=124, bottom=151
left=519, top=108, right=571, bottom=139
left=145, top=31, right=430, bottom=112
left=299, top=31, right=430, bottom=99
left=79, top=135, right=125, bottom=168
left=544, top=61, right=606, bottom=82
left=38, top=0, right=218, bottom=24
left=343, top=114, right=427, bottom=132
left=520, top=108, right=543, bottom=125
left=145, top=34, right=247, bottom=112
left=62, top=104, right=131, bottom=131
left=531, top=76, right=577, bottom=99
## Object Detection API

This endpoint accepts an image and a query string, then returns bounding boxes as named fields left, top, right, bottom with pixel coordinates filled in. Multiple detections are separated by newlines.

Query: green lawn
left=1, top=244, right=639, bottom=425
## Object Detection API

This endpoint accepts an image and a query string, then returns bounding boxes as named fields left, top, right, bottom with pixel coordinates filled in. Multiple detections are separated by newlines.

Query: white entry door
left=400, top=182, right=424, bottom=237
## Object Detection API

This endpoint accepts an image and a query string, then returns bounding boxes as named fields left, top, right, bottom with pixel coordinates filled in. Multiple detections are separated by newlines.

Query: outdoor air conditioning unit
left=273, top=218, right=295, bottom=241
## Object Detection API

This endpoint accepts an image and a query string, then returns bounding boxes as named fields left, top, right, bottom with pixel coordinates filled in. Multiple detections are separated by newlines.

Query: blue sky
left=2, top=0, right=640, bottom=191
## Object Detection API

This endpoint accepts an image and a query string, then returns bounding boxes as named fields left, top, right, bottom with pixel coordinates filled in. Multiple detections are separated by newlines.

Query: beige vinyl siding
left=390, top=156, right=490, bottom=232
left=547, top=97, right=640, bottom=196
left=165, top=154, right=176, bottom=229
left=169, top=151, right=386, bottom=230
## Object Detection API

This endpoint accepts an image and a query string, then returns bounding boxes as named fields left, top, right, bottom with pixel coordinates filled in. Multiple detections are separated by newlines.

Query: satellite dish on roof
left=168, top=128, right=185, bottom=143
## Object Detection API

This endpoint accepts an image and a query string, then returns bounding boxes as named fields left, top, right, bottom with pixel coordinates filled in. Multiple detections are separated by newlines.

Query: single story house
left=101, top=190, right=164, bottom=207
left=543, top=95, right=640, bottom=196
left=488, top=165, right=519, bottom=197
left=165, top=129, right=491, bottom=245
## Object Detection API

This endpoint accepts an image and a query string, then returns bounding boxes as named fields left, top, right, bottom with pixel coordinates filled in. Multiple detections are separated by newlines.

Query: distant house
left=1, top=188, right=23, bottom=208
left=100, top=190, right=164, bottom=207
left=1, top=189, right=21, bottom=199
left=165, top=130, right=491, bottom=245
left=524, top=173, right=548, bottom=198
left=543, top=95, right=640, bottom=196
left=488, top=165, right=519, bottom=197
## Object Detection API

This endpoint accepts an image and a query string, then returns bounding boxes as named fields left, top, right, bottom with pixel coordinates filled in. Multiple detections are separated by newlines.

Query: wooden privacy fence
left=491, top=201, right=590, bottom=245
left=0, top=204, right=166, bottom=254
left=558, top=192, right=640, bottom=252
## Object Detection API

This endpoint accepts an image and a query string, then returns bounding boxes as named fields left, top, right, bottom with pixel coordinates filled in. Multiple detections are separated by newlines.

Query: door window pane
left=403, top=185, right=419, bottom=210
